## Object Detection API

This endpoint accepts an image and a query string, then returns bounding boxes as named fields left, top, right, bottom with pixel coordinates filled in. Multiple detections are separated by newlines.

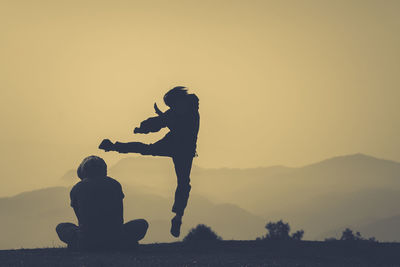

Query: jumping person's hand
left=99, top=139, right=114, bottom=152
left=134, top=127, right=145, bottom=134
left=154, top=103, right=164, bottom=116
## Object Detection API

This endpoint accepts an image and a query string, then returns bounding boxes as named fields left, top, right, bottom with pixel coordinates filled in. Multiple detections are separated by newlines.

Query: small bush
left=183, top=224, right=222, bottom=243
left=258, top=220, right=304, bottom=241
left=325, top=228, right=377, bottom=242
left=341, top=228, right=361, bottom=241
left=265, top=220, right=291, bottom=240
left=291, top=230, right=305, bottom=241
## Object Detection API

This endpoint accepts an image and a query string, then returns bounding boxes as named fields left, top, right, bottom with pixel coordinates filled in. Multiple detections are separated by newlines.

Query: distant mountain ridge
left=133, top=153, right=400, bottom=241
left=0, top=186, right=265, bottom=249
left=1, top=153, right=400, bottom=249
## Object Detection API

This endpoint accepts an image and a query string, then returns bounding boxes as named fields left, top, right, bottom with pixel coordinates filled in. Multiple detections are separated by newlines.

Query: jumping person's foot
left=170, top=215, right=182, bottom=238
left=99, top=139, right=114, bottom=152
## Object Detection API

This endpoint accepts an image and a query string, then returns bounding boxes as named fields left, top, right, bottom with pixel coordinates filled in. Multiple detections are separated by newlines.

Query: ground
left=1, top=241, right=399, bottom=267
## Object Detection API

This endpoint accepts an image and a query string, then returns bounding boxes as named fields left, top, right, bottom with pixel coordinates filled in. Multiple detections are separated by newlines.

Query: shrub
left=183, top=224, right=222, bottom=243
left=258, top=220, right=304, bottom=241
left=291, top=230, right=305, bottom=241
left=325, top=228, right=377, bottom=242
left=341, top=228, right=361, bottom=241
left=340, top=228, right=377, bottom=242
left=265, top=220, right=290, bottom=240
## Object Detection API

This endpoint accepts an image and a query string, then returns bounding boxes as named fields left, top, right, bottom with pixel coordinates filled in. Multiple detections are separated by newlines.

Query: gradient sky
left=1, top=0, right=399, bottom=196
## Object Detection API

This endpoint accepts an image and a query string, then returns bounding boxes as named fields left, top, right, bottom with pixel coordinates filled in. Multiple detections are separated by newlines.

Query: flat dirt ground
left=0, top=241, right=399, bottom=267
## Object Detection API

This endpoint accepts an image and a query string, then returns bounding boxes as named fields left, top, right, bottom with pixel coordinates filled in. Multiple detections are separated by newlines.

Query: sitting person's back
left=56, top=156, right=148, bottom=250
left=70, top=176, right=124, bottom=247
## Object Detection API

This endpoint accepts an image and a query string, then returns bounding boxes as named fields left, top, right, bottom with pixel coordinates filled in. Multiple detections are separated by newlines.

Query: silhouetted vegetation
left=257, top=220, right=304, bottom=241
left=325, top=228, right=377, bottom=242
left=291, top=229, right=305, bottom=240
left=183, top=224, right=222, bottom=243
left=3, top=240, right=400, bottom=267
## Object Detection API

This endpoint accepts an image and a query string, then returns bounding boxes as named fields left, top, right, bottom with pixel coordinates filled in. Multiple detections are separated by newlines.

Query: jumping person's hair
left=188, top=93, right=199, bottom=111
left=163, top=86, right=188, bottom=108
left=164, top=86, right=199, bottom=111
left=77, top=155, right=107, bottom=179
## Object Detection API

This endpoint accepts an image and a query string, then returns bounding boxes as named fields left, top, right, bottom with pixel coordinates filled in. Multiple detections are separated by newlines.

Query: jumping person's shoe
left=170, top=215, right=182, bottom=238
left=99, top=139, right=114, bottom=152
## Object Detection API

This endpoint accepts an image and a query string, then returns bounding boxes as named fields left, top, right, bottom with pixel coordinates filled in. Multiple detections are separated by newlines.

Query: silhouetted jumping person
left=99, top=86, right=199, bottom=237
left=56, top=156, right=149, bottom=250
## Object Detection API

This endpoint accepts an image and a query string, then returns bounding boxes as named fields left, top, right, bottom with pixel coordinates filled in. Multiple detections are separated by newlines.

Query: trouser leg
left=113, top=142, right=149, bottom=154
left=171, top=156, right=193, bottom=217
left=122, top=219, right=149, bottom=243
left=113, top=141, right=172, bottom=157
left=56, top=223, right=79, bottom=247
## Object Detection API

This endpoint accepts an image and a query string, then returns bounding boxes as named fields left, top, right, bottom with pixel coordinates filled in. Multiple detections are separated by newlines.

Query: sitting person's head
left=77, top=155, right=107, bottom=180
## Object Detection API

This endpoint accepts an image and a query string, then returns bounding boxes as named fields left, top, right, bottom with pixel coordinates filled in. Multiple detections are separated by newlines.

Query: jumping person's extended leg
left=99, top=139, right=149, bottom=154
left=114, top=142, right=149, bottom=154
left=99, top=139, right=172, bottom=157
left=56, top=222, right=79, bottom=249
left=170, top=155, right=194, bottom=237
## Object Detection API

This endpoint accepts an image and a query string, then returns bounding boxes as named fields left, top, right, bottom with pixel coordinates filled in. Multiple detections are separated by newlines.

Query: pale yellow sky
left=0, top=0, right=399, bottom=196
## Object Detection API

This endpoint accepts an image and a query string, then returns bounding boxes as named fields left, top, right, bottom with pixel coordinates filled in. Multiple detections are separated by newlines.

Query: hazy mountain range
left=1, top=153, right=400, bottom=249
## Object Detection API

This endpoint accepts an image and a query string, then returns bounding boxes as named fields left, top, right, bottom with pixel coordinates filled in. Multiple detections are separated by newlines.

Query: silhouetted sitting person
left=56, top=155, right=148, bottom=250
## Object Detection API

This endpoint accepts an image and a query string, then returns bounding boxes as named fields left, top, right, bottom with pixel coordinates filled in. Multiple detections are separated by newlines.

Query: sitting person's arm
left=70, top=186, right=83, bottom=224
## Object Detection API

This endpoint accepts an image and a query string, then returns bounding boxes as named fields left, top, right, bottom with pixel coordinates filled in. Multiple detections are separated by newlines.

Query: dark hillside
left=1, top=241, right=399, bottom=267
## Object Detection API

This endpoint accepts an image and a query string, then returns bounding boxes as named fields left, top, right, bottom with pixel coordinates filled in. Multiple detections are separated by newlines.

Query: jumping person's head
left=164, top=86, right=199, bottom=111
left=163, top=86, right=188, bottom=109
left=77, top=155, right=107, bottom=180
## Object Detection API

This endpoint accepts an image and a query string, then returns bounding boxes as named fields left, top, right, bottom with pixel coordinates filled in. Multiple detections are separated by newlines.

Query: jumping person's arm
left=154, top=103, right=164, bottom=116
left=134, top=110, right=170, bottom=134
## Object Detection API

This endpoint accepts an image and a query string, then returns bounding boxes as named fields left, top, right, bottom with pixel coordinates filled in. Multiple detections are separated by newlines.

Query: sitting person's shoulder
left=69, top=179, right=90, bottom=197
left=104, top=176, right=120, bottom=183
left=104, top=176, right=124, bottom=198
left=104, top=176, right=123, bottom=188
left=69, top=180, right=86, bottom=207
left=70, top=180, right=83, bottom=192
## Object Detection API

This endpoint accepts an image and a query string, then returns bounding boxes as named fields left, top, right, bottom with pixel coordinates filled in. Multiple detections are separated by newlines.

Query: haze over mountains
left=1, top=153, right=400, bottom=249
